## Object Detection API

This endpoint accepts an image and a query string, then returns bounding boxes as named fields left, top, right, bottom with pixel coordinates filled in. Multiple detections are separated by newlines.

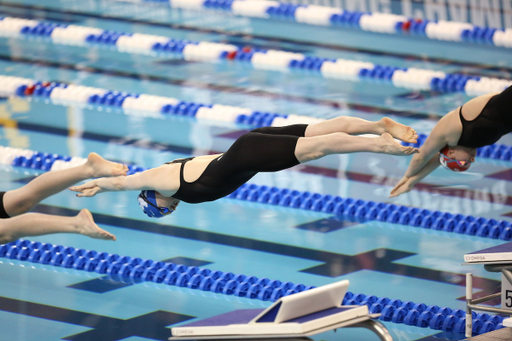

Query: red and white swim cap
left=439, top=146, right=471, bottom=172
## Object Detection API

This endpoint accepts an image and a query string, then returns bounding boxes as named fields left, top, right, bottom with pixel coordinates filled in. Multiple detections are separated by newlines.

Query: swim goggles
left=137, top=190, right=174, bottom=218
left=439, top=148, right=471, bottom=172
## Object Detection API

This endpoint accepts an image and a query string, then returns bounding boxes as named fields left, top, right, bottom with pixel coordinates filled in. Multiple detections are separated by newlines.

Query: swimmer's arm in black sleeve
left=69, top=166, right=179, bottom=197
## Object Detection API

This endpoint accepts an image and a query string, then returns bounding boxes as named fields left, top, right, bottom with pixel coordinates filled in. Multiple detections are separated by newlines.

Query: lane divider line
left=0, top=145, right=510, bottom=243
left=0, top=16, right=510, bottom=95
left=113, top=0, right=512, bottom=50
left=2, top=75, right=512, bottom=163
left=0, top=238, right=502, bottom=335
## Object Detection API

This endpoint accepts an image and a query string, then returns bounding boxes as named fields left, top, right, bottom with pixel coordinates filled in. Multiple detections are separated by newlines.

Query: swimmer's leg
left=0, top=209, right=115, bottom=244
left=305, top=117, right=418, bottom=143
left=4, top=153, right=127, bottom=217
left=295, top=132, right=418, bottom=163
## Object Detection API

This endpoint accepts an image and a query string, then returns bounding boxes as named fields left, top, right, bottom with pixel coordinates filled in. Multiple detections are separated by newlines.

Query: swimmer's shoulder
left=434, top=108, right=463, bottom=146
left=460, top=92, right=500, bottom=121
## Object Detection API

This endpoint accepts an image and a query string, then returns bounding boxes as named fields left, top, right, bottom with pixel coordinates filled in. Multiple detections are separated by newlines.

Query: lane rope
left=2, top=75, right=512, bottom=163
left=0, top=16, right=510, bottom=95
left=0, top=145, right=510, bottom=242
left=0, top=238, right=503, bottom=335
left=111, top=0, right=512, bottom=50
left=0, top=74, right=321, bottom=128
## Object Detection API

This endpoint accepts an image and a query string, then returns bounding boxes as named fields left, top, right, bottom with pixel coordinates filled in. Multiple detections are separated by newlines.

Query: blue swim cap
left=137, top=190, right=172, bottom=218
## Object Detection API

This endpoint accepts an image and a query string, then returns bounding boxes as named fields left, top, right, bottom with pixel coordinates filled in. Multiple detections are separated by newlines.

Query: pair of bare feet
left=73, top=153, right=128, bottom=241
left=378, top=117, right=419, bottom=156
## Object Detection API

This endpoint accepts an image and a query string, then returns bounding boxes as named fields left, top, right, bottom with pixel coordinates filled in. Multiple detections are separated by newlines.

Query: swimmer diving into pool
left=0, top=153, right=127, bottom=244
left=390, top=86, right=512, bottom=198
left=70, top=116, right=419, bottom=218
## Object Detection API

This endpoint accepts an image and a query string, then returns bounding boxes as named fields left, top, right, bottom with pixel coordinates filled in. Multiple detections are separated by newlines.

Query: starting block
left=169, top=280, right=392, bottom=341
left=464, top=241, right=512, bottom=338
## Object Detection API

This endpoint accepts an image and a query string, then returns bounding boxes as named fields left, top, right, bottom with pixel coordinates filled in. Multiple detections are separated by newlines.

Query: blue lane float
left=109, top=0, right=512, bottom=49
left=0, top=16, right=511, bottom=95
left=0, top=239, right=311, bottom=302
left=4, top=74, right=512, bottom=164
left=0, top=238, right=503, bottom=336
left=0, top=75, right=322, bottom=129
left=229, top=183, right=512, bottom=241
left=1, top=144, right=511, bottom=243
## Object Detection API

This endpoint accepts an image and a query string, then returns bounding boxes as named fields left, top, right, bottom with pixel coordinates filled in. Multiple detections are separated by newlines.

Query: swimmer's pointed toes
left=101, top=230, right=116, bottom=241
left=404, top=135, right=418, bottom=144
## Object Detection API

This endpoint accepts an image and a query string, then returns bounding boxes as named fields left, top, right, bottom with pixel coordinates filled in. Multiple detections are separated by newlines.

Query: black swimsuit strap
left=164, top=157, right=194, bottom=188
left=179, top=161, right=187, bottom=185
left=459, top=105, right=466, bottom=122
left=164, top=159, right=189, bottom=202
left=165, top=157, right=194, bottom=165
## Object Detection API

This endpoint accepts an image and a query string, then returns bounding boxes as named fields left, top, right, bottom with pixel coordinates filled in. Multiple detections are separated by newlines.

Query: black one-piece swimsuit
left=170, top=125, right=307, bottom=204
left=458, top=86, right=512, bottom=148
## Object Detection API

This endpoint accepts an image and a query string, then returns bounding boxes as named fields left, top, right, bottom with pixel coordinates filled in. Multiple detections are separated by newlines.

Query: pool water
left=0, top=1, right=511, bottom=340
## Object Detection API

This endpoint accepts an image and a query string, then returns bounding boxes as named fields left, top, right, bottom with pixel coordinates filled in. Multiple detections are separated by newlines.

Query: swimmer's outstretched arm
left=402, top=136, right=444, bottom=181
left=390, top=110, right=461, bottom=198
left=69, top=166, right=178, bottom=197
left=389, top=154, right=440, bottom=197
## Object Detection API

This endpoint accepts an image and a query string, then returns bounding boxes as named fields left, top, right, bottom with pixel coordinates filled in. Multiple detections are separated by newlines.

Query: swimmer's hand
left=70, top=180, right=106, bottom=197
left=70, top=176, right=127, bottom=196
left=389, top=176, right=414, bottom=198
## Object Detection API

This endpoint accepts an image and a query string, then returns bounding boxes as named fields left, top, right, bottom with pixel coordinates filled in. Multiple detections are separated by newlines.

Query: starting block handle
left=466, top=273, right=473, bottom=338
left=503, top=269, right=512, bottom=286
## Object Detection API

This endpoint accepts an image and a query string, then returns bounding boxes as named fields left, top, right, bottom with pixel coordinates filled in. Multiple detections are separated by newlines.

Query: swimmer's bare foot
left=379, top=117, right=418, bottom=143
left=86, top=152, right=128, bottom=178
left=75, top=209, right=116, bottom=241
left=379, top=133, right=419, bottom=155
